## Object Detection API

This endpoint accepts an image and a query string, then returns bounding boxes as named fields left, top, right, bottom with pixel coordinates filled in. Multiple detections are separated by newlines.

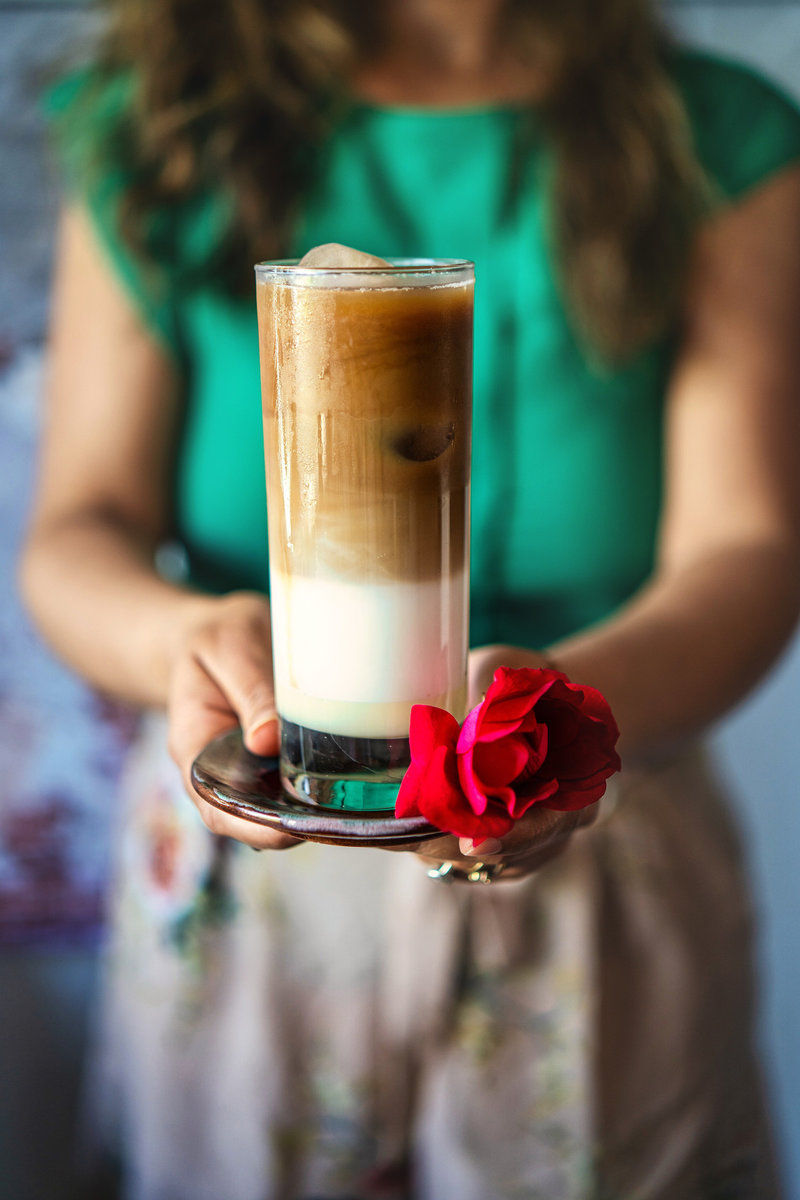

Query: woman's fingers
left=410, top=802, right=599, bottom=880
left=168, top=648, right=233, bottom=775
left=192, top=792, right=301, bottom=850
left=167, top=593, right=299, bottom=851
left=459, top=804, right=594, bottom=862
left=190, top=593, right=279, bottom=753
left=168, top=652, right=298, bottom=850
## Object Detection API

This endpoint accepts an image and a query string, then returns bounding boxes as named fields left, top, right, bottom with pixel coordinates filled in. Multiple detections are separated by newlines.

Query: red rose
left=396, top=666, right=621, bottom=841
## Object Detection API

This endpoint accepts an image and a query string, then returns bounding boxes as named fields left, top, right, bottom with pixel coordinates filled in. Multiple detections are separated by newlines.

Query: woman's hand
left=411, top=802, right=598, bottom=881
left=167, top=591, right=300, bottom=850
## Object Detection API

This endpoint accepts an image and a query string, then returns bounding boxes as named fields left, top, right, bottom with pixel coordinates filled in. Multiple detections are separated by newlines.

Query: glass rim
left=254, top=257, right=474, bottom=280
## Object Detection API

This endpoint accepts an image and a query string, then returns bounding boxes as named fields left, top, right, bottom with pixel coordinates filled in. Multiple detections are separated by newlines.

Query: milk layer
left=270, top=569, right=468, bottom=738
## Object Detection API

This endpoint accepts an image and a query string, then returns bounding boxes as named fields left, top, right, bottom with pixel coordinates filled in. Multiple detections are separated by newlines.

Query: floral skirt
left=85, top=715, right=780, bottom=1200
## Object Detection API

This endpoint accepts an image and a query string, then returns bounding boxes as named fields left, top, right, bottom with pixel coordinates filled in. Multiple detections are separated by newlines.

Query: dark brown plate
left=191, top=727, right=444, bottom=848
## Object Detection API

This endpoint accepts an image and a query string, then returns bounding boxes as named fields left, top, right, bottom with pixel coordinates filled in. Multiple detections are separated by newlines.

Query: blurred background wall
left=0, top=2, right=799, bottom=1197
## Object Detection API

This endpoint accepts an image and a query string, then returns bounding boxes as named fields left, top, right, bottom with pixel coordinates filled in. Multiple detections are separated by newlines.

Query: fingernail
left=245, top=716, right=279, bottom=752
left=248, top=713, right=278, bottom=735
left=462, top=837, right=503, bottom=856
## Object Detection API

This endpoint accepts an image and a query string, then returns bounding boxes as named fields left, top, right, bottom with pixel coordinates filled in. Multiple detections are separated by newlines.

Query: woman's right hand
left=167, top=590, right=300, bottom=850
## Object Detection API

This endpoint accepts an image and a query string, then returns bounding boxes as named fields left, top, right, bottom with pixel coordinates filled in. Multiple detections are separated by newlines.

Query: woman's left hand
left=410, top=801, right=598, bottom=881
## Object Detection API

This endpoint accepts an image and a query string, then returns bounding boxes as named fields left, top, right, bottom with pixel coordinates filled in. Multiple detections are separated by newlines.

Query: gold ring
left=426, top=860, right=505, bottom=884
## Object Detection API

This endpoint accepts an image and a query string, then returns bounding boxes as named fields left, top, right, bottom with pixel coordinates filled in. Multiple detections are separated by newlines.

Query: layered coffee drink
left=255, top=249, right=474, bottom=809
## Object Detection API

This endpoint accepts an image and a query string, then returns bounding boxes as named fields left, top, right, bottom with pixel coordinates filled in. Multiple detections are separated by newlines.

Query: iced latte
left=255, top=251, right=474, bottom=809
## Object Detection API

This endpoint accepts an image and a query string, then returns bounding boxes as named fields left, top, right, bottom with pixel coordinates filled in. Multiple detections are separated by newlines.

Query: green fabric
left=45, top=70, right=184, bottom=360
left=674, top=51, right=800, bottom=201
left=45, top=51, right=800, bottom=648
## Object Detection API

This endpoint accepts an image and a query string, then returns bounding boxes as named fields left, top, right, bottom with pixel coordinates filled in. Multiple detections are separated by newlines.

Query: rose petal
left=513, top=724, right=549, bottom=782
left=476, top=668, right=560, bottom=733
left=458, top=734, right=535, bottom=816
left=480, top=683, right=553, bottom=727
left=409, top=704, right=460, bottom=764
left=456, top=694, right=529, bottom=750
left=395, top=761, right=425, bottom=818
left=549, top=730, right=619, bottom=785
left=458, top=668, right=562, bottom=748
left=468, top=715, right=527, bottom=743
left=411, top=747, right=516, bottom=840
left=507, top=775, right=560, bottom=818
left=544, top=783, right=607, bottom=811
left=456, top=703, right=484, bottom=753
left=486, top=666, right=567, bottom=705
left=429, top=796, right=515, bottom=844
left=537, top=688, right=620, bottom=785
left=471, top=735, right=531, bottom=788
left=404, top=743, right=469, bottom=829
left=458, top=747, right=490, bottom=815
left=575, top=684, right=620, bottom=733
left=439, top=803, right=516, bottom=842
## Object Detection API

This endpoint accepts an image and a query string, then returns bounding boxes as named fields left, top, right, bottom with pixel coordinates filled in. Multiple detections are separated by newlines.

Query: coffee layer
left=258, top=279, right=473, bottom=583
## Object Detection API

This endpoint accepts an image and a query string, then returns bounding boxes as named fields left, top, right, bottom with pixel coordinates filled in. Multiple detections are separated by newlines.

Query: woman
left=22, top=0, right=800, bottom=1195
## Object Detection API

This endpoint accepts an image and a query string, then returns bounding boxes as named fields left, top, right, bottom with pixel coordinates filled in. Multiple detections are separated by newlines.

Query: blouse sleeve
left=43, top=67, right=185, bottom=363
left=673, top=49, right=800, bottom=206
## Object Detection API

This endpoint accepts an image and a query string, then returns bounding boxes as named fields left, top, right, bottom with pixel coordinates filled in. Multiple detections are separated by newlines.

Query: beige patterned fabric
left=84, top=716, right=779, bottom=1199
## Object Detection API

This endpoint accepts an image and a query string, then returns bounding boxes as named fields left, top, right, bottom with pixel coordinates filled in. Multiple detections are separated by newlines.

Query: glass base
left=191, top=728, right=440, bottom=846
left=280, top=720, right=410, bottom=811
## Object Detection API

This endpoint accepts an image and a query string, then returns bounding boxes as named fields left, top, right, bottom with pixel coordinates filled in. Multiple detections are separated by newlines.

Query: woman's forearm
left=23, top=511, right=800, bottom=758
left=19, top=510, right=217, bottom=707
left=477, top=537, right=800, bottom=763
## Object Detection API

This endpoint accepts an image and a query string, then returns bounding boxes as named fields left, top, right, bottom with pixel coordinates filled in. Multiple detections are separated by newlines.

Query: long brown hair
left=71, top=0, right=705, bottom=361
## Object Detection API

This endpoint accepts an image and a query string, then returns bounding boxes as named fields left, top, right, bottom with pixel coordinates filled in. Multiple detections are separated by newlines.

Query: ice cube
left=391, top=422, right=456, bottom=462
left=298, top=243, right=391, bottom=269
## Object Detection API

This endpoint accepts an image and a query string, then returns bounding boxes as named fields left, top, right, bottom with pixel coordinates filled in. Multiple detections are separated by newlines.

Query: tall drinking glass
left=255, top=258, right=474, bottom=811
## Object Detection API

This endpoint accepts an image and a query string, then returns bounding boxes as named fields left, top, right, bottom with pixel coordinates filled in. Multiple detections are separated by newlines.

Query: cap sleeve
left=673, top=49, right=800, bottom=206
left=43, top=67, right=184, bottom=363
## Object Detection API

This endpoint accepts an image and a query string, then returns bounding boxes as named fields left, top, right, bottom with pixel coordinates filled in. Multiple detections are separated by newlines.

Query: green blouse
left=47, top=51, right=800, bottom=648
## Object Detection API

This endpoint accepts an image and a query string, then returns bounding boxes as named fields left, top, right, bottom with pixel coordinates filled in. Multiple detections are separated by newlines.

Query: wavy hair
left=77, top=0, right=706, bottom=361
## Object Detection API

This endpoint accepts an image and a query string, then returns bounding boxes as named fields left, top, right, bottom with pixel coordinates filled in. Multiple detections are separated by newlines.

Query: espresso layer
left=258, top=280, right=473, bottom=583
